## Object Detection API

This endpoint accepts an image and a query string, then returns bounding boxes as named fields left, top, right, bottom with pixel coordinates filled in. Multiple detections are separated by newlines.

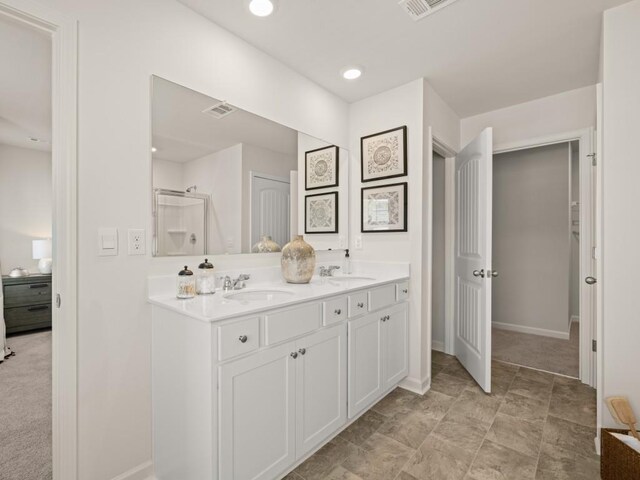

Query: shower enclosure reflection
left=153, top=189, right=208, bottom=256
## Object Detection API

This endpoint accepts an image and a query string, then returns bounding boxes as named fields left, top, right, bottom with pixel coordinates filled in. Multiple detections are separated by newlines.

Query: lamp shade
left=32, top=239, right=52, bottom=260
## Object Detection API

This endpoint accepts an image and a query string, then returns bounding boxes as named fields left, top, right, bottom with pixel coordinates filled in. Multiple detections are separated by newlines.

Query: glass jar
left=176, top=266, right=196, bottom=299
left=196, top=258, right=215, bottom=295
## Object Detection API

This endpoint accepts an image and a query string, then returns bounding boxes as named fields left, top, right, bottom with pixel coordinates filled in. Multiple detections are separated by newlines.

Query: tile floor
left=285, top=351, right=598, bottom=480
left=492, top=322, right=580, bottom=378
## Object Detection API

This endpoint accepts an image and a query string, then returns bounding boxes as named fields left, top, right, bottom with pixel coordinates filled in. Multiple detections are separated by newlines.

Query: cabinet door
left=348, top=312, right=383, bottom=418
left=296, top=324, right=347, bottom=457
left=219, top=341, right=297, bottom=480
left=382, top=304, right=409, bottom=391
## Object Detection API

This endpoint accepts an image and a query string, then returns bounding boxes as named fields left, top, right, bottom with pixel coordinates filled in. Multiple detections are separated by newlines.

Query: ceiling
left=152, top=76, right=299, bottom=163
left=178, top=0, right=628, bottom=117
left=0, top=15, right=51, bottom=152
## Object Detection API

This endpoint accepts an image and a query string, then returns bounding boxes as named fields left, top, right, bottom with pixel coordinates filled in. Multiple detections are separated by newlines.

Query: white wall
left=492, top=144, right=571, bottom=337
left=461, top=85, right=597, bottom=148
left=601, top=0, right=640, bottom=427
left=0, top=144, right=51, bottom=274
left=242, top=143, right=296, bottom=251
left=152, top=158, right=184, bottom=192
left=44, top=0, right=348, bottom=478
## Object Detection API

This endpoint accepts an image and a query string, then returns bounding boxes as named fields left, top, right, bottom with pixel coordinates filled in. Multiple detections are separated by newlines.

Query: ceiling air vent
left=202, top=101, right=236, bottom=119
left=399, top=0, right=460, bottom=21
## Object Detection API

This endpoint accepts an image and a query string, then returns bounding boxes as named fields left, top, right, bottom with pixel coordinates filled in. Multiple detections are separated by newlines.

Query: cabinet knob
left=334, top=309, right=342, bottom=315
left=402, top=289, right=408, bottom=294
left=381, top=315, right=389, bottom=322
left=238, top=335, right=248, bottom=343
left=357, top=302, right=364, bottom=308
left=290, top=352, right=298, bottom=359
left=298, top=348, right=306, bottom=355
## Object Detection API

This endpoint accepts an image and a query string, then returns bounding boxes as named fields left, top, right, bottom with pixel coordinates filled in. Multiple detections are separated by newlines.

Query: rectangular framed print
left=361, top=126, right=407, bottom=182
left=305, top=145, right=339, bottom=190
left=361, top=182, right=407, bottom=233
left=305, top=192, right=339, bottom=234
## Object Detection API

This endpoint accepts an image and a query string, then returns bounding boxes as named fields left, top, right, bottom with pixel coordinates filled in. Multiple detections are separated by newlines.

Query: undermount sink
left=223, top=289, right=296, bottom=302
left=326, top=275, right=376, bottom=282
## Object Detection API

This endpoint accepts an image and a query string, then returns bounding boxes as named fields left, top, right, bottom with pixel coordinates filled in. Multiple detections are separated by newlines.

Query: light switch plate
left=98, top=228, right=118, bottom=256
left=354, top=236, right=363, bottom=250
left=128, top=229, right=146, bottom=255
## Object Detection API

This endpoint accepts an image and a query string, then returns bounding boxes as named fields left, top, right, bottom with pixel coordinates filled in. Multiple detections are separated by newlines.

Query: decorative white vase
left=281, top=235, right=316, bottom=284
left=251, top=235, right=282, bottom=253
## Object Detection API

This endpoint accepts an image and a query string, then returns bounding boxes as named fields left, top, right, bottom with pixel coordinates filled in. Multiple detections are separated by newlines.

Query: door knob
left=473, top=269, right=485, bottom=278
left=585, top=276, right=597, bottom=285
left=488, top=270, right=499, bottom=278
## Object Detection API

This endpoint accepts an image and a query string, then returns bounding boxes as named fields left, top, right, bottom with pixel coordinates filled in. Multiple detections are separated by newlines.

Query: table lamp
left=32, top=239, right=52, bottom=274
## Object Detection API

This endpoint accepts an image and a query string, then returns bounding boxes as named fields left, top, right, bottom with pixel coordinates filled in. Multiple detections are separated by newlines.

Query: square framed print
left=361, top=182, right=407, bottom=233
left=361, top=126, right=407, bottom=182
left=305, top=145, right=339, bottom=190
left=305, top=192, right=339, bottom=234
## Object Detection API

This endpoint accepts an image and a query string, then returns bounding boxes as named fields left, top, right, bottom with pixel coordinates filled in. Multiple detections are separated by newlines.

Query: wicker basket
left=601, top=428, right=640, bottom=480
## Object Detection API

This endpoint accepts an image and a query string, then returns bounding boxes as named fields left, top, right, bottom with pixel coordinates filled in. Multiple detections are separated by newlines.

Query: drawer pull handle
left=298, top=348, right=306, bottom=355
left=357, top=302, right=364, bottom=308
left=29, top=284, right=49, bottom=289
left=402, top=289, right=408, bottom=294
left=27, top=305, right=49, bottom=312
left=238, top=335, right=248, bottom=343
left=290, top=352, right=298, bottom=359
left=334, top=309, right=342, bottom=315
left=381, top=315, right=390, bottom=322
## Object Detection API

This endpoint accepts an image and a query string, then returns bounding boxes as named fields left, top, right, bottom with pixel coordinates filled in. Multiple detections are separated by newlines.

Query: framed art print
left=361, top=182, right=407, bottom=233
left=305, top=145, right=339, bottom=190
left=361, top=126, right=407, bottom=182
left=305, top=192, right=339, bottom=234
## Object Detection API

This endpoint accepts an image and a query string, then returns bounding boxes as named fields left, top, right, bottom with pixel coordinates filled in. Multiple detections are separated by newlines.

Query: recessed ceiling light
left=341, top=67, right=363, bottom=80
left=151, top=147, right=157, bottom=153
left=249, top=0, right=275, bottom=17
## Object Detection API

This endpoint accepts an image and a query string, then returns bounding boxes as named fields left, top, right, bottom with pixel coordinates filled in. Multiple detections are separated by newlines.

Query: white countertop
left=148, top=264, right=409, bottom=323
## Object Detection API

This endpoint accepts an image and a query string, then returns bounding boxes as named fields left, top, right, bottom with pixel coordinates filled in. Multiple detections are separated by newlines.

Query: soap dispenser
left=343, top=249, right=352, bottom=275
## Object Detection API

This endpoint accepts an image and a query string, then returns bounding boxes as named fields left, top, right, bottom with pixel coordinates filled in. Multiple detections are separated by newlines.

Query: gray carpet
left=492, top=322, right=579, bottom=377
left=0, top=329, right=52, bottom=480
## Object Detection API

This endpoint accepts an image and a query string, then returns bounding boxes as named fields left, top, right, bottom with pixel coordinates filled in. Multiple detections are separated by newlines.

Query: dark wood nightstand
left=2, top=274, right=52, bottom=334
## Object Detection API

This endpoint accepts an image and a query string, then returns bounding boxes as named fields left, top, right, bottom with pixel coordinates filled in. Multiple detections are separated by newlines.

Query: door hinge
left=592, top=340, right=597, bottom=352
left=55, top=294, right=61, bottom=308
left=588, top=153, right=597, bottom=166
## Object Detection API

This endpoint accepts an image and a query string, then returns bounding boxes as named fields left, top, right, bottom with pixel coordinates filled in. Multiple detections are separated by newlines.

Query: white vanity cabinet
left=151, top=277, right=409, bottom=480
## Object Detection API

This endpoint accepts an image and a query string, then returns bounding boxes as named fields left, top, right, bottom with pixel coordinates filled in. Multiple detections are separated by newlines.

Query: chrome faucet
left=222, top=274, right=251, bottom=292
left=319, top=266, right=341, bottom=277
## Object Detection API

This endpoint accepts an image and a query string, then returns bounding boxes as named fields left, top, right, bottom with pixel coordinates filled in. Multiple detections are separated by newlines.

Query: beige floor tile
left=508, top=375, right=554, bottom=402
left=542, top=416, right=598, bottom=459
left=294, top=436, right=360, bottom=480
left=548, top=378, right=596, bottom=428
left=485, top=412, right=544, bottom=458
left=413, top=390, right=456, bottom=420
left=467, top=440, right=537, bottom=480
left=339, top=410, right=386, bottom=446
left=403, top=435, right=476, bottom=480
left=371, top=388, right=420, bottom=417
left=430, top=373, right=473, bottom=397
left=341, top=432, right=414, bottom=480
left=324, top=465, right=364, bottom=480
left=378, top=408, right=439, bottom=449
left=443, top=389, right=503, bottom=429
left=432, top=415, right=488, bottom=453
left=433, top=350, right=456, bottom=367
left=499, top=392, right=549, bottom=423
left=397, top=472, right=420, bottom=480
left=535, top=441, right=600, bottom=480
left=281, top=471, right=303, bottom=479
left=442, top=361, right=476, bottom=382
left=517, top=367, right=557, bottom=386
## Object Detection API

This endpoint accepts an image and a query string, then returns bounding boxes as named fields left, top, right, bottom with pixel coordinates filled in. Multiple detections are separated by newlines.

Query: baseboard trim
left=493, top=321, right=570, bottom=340
left=571, top=315, right=580, bottom=324
left=399, top=375, right=430, bottom=395
left=432, top=340, right=445, bottom=352
left=110, top=461, right=154, bottom=480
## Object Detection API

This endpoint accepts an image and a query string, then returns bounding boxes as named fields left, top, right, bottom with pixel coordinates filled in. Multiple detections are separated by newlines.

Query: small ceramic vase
left=251, top=235, right=282, bottom=253
left=281, top=235, right=316, bottom=284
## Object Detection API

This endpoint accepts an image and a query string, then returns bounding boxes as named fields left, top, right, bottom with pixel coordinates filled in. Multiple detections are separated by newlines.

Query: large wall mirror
left=151, top=76, right=348, bottom=257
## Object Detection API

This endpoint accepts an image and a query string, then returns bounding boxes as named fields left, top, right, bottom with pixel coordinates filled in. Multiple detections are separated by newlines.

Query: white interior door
left=454, top=128, right=493, bottom=392
left=251, top=173, right=290, bottom=249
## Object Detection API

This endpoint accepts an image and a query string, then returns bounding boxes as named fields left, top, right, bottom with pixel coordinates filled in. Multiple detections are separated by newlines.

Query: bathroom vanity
left=149, top=264, right=409, bottom=480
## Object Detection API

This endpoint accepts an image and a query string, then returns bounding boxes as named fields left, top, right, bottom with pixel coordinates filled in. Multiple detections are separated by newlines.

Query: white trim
left=432, top=340, right=445, bottom=352
left=493, top=321, right=570, bottom=340
left=595, top=82, right=604, bottom=453
left=494, top=129, right=590, bottom=154
left=109, top=461, right=155, bottom=480
left=0, top=2, right=79, bottom=479
left=399, top=375, right=431, bottom=395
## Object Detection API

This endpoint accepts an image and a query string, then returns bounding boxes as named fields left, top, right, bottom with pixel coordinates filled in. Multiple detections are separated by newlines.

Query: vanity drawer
left=323, top=296, right=348, bottom=325
left=396, top=281, right=410, bottom=301
left=368, top=284, right=397, bottom=311
left=348, top=291, right=368, bottom=317
left=217, top=317, right=260, bottom=361
left=264, top=303, right=322, bottom=345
